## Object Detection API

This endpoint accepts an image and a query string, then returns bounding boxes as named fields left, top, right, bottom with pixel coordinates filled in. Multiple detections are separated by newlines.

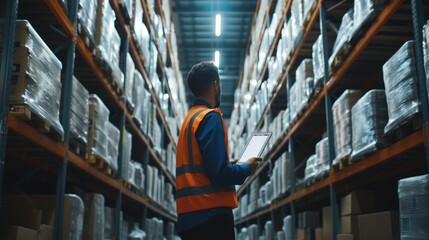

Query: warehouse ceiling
left=172, top=0, right=258, bottom=120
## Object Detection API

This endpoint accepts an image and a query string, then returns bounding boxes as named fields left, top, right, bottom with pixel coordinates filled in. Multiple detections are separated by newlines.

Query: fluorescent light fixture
left=215, top=14, right=221, bottom=36
left=215, top=51, right=220, bottom=67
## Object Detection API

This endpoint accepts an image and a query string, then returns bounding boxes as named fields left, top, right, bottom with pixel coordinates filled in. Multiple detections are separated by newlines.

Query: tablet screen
left=238, top=133, right=271, bottom=163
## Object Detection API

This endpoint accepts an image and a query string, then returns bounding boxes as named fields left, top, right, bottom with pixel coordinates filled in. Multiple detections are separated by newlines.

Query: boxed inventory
left=77, top=0, right=97, bottom=48
left=383, top=41, right=421, bottom=135
left=10, top=20, right=64, bottom=138
left=398, top=174, right=429, bottom=239
left=358, top=211, right=400, bottom=240
left=329, top=10, right=353, bottom=71
left=351, top=90, right=388, bottom=160
left=82, top=193, right=105, bottom=240
left=2, top=194, right=84, bottom=240
left=340, top=190, right=375, bottom=216
left=332, top=90, right=363, bottom=165
left=87, top=94, right=110, bottom=163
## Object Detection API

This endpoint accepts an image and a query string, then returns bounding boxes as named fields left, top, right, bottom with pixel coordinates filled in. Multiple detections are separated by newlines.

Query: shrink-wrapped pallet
left=82, top=193, right=105, bottom=240
left=265, top=221, right=274, bottom=240
left=383, top=41, right=421, bottom=135
left=304, top=154, right=317, bottom=183
left=351, top=90, right=388, bottom=160
left=124, top=53, right=135, bottom=111
left=106, top=122, right=120, bottom=173
left=329, top=10, right=354, bottom=70
left=315, top=137, right=330, bottom=177
left=398, top=174, right=429, bottom=239
left=353, top=0, right=385, bottom=36
left=94, top=0, right=123, bottom=88
left=424, top=21, right=429, bottom=99
left=87, top=95, right=110, bottom=162
left=332, top=90, right=363, bottom=165
left=121, top=131, right=132, bottom=180
left=68, top=76, right=89, bottom=145
left=312, top=35, right=325, bottom=87
left=77, top=0, right=97, bottom=47
left=11, top=20, right=64, bottom=137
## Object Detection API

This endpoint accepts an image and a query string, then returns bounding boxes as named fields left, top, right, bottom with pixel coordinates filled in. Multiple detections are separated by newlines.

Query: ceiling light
left=215, top=51, right=220, bottom=67
left=215, top=14, right=221, bottom=36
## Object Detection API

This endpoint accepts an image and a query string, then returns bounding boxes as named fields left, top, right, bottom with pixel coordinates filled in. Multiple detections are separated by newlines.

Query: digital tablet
left=238, top=132, right=272, bottom=163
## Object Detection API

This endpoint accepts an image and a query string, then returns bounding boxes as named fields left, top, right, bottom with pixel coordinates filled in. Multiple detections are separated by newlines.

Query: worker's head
left=187, top=61, right=222, bottom=108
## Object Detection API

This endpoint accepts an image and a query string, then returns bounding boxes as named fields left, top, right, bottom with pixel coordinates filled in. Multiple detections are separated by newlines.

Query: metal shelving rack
left=0, top=0, right=183, bottom=239
left=232, top=0, right=429, bottom=239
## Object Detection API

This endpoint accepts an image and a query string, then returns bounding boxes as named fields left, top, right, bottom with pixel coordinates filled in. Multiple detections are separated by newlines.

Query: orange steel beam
left=44, top=0, right=74, bottom=39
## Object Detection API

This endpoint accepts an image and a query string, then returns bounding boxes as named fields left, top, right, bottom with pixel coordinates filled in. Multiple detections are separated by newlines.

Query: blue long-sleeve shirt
left=177, top=99, right=251, bottom=233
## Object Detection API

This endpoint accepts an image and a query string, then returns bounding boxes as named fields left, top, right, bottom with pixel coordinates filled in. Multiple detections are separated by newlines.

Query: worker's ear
left=214, top=80, right=220, bottom=93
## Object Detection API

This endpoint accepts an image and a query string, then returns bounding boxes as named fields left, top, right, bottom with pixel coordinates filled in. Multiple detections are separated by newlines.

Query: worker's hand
left=230, top=159, right=238, bottom=165
left=246, top=157, right=262, bottom=172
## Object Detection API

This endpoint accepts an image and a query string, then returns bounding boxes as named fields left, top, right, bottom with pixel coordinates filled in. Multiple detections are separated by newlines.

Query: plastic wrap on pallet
left=284, top=19, right=294, bottom=60
left=424, top=21, right=429, bottom=102
left=353, top=0, right=385, bottom=35
left=120, top=220, right=129, bottom=240
left=265, top=221, right=274, bottom=240
left=87, top=94, right=110, bottom=162
left=383, top=41, right=421, bottom=135
left=303, top=0, right=316, bottom=21
left=104, top=206, right=115, bottom=239
left=94, top=0, right=123, bottom=88
left=127, top=159, right=136, bottom=186
left=351, top=90, right=388, bottom=161
left=124, top=54, right=135, bottom=110
left=316, top=137, right=330, bottom=178
left=304, top=154, right=317, bottom=183
left=132, top=161, right=145, bottom=190
left=312, top=35, right=325, bottom=86
left=283, top=215, right=293, bottom=240
left=291, top=0, right=304, bottom=40
left=129, top=223, right=146, bottom=240
left=329, top=10, right=354, bottom=69
left=77, top=0, right=97, bottom=46
left=11, top=20, right=64, bottom=137
left=67, top=76, right=89, bottom=145
left=296, top=59, right=314, bottom=107
left=82, top=193, right=105, bottom=240
left=64, top=194, right=85, bottom=240
left=132, top=70, right=144, bottom=126
left=332, top=90, right=363, bottom=165
left=122, top=131, right=132, bottom=181
left=398, top=174, right=429, bottom=239
left=106, top=122, right=119, bottom=173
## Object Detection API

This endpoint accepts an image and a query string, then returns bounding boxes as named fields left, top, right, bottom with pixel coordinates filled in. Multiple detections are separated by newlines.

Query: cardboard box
left=1, top=206, right=42, bottom=230
left=315, top=228, right=323, bottom=240
left=298, top=211, right=320, bottom=228
left=38, top=224, right=54, bottom=240
left=340, top=215, right=359, bottom=237
left=337, top=233, right=354, bottom=240
left=297, top=228, right=305, bottom=240
left=323, top=205, right=339, bottom=240
left=1, top=225, right=38, bottom=240
left=296, top=228, right=314, bottom=240
left=358, top=211, right=400, bottom=240
left=341, top=191, right=375, bottom=216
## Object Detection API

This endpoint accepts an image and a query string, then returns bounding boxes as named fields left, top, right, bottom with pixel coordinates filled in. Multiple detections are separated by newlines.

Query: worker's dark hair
left=187, top=61, right=219, bottom=97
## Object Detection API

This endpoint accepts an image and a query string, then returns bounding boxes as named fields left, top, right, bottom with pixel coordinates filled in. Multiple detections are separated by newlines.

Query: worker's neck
left=198, top=95, right=215, bottom=108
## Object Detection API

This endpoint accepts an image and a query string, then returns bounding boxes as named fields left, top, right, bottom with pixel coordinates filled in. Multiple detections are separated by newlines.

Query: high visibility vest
left=176, top=105, right=238, bottom=214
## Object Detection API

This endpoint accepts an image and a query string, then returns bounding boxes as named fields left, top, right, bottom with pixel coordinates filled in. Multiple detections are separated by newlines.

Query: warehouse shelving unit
left=0, top=0, right=183, bottom=239
left=232, top=0, right=429, bottom=239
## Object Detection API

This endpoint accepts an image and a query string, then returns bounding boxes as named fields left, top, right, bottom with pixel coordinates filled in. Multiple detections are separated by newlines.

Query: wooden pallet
left=10, top=105, right=64, bottom=142
left=332, top=155, right=352, bottom=172
left=69, top=138, right=87, bottom=158
left=110, top=78, right=124, bottom=97
left=122, top=180, right=144, bottom=195
left=86, top=152, right=112, bottom=175
left=125, top=99, right=134, bottom=115
left=384, top=113, right=423, bottom=141
left=329, top=43, right=352, bottom=76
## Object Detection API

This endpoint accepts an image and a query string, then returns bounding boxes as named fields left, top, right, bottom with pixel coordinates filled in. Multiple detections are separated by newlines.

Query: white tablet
left=238, top=132, right=272, bottom=163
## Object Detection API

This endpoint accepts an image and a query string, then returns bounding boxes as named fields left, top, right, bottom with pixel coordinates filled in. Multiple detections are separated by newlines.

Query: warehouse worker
left=176, top=61, right=261, bottom=240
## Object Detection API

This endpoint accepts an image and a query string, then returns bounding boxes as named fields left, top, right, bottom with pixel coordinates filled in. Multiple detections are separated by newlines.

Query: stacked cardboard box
left=351, top=90, right=388, bottom=161
left=10, top=20, right=64, bottom=138
left=398, top=174, right=429, bottom=239
left=297, top=211, right=320, bottom=240
left=87, top=94, right=110, bottom=162
left=338, top=191, right=375, bottom=240
left=358, top=211, right=400, bottom=240
left=1, top=194, right=84, bottom=240
left=323, top=205, right=339, bottom=240
left=332, top=90, right=363, bottom=165
left=383, top=41, right=421, bottom=135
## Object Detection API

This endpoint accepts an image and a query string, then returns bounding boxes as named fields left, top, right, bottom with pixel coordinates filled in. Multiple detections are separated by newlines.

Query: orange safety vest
left=176, top=105, right=238, bottom=214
